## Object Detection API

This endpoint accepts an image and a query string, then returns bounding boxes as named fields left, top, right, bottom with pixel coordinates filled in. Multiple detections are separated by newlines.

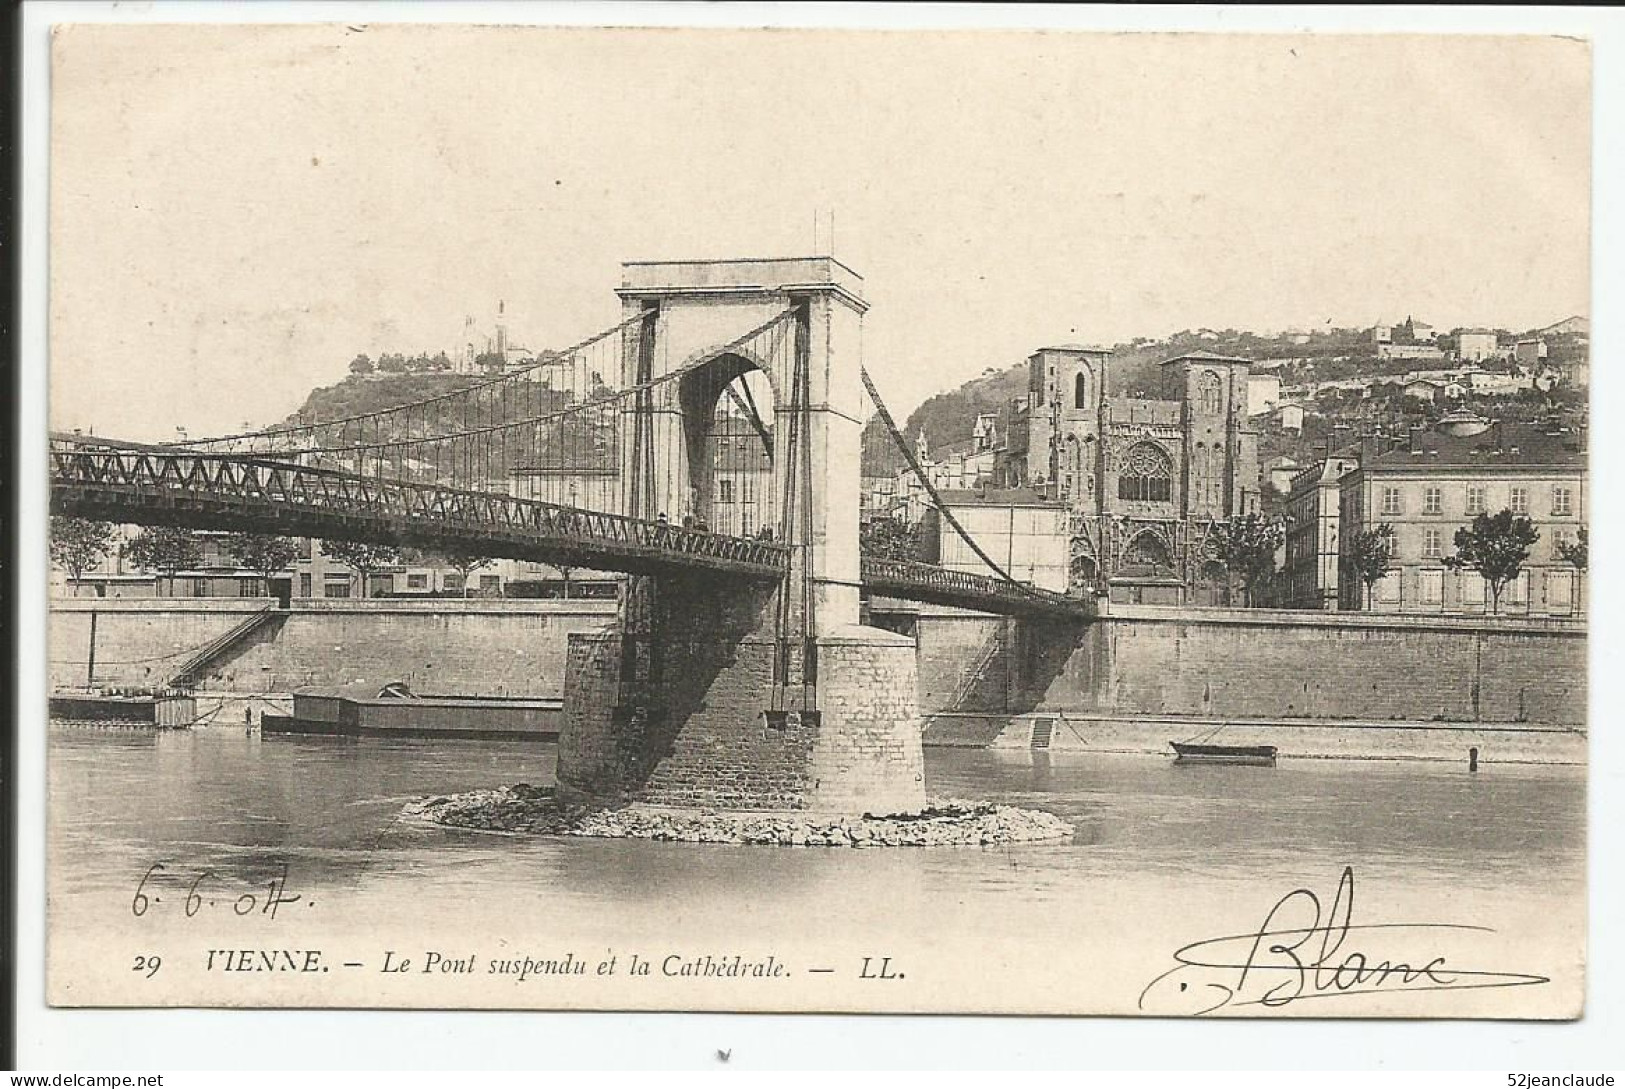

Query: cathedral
left=1007, top=346, right=1262, bottom=604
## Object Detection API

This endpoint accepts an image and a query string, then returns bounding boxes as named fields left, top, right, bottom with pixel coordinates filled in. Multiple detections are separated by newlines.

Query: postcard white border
left=16, top=1, right=1625, bottom=1069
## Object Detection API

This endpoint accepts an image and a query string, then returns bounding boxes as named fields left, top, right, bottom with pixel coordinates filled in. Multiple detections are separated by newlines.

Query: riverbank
left=925, top=711, right=1587, bottom=765
left=404, top=784, right=1074, bottom=846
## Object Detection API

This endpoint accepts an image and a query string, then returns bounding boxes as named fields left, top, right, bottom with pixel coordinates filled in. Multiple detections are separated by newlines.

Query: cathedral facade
left=1013, top=346, right=1261, bottom=604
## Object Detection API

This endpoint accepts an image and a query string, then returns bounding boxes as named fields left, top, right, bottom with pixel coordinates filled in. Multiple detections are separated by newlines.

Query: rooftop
left=937, top=486, right=1064, bottom=508
left=1036, top=343, right=1112, bottom=355
left=1366, top=421, right=1586, bottom=472
left=617, top=256, right=866, bottom=310
left=1159, top=351, right=1253, bottom=366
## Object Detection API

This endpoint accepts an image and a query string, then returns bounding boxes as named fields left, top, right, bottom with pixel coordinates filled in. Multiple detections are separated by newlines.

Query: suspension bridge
left=50, top=261, right=1087, bottom=620
left=51, top=257, right=1092, bottom=813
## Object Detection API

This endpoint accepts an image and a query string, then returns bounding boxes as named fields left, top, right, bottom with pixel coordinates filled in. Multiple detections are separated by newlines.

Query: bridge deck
left=859, top=557, right=1093, bottom=620
left=51, top=446, right=789, bottom=579
left=51, top=445, right=1093, bottom=620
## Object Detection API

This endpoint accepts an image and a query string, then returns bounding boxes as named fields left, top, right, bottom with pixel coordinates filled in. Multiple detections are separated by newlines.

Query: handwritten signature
left=1138, top=866, right=1549, bottom=1015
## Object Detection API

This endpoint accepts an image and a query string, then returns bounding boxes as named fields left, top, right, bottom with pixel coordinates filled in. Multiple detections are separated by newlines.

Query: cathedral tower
left=1025, top=345, right=1108, bottom=510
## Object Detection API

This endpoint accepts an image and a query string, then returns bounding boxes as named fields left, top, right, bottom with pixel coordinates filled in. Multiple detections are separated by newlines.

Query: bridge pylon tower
left=560, top=258, right=926, bottom=815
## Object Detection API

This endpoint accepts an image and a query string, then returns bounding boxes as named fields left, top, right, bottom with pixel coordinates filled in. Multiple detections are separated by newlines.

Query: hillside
left=280, top=373, right=486, bottom=427
left=278, top=371, right=608, bottom=472
left=858, top=320, right=1544, bottom=478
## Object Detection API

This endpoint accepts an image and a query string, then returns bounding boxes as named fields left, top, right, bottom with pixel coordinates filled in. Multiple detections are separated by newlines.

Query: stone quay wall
left=49, top=598, right=618, bottom=697
left=908, top=603, right=1587, bottom=728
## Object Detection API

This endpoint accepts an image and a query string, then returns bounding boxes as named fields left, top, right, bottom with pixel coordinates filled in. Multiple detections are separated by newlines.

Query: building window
left=1376, top=574, right=1401, bottom=603
left=1423, top=486, right=1442, bottom=515
left=1118, top=442, right=1173, bottom=503
left=299, top=573, right=312, bottom=598
left=1197, top=370, right=1223, bottom=415
left=718, top=478, right=734, bottom=504
left=324, top=581, right=350, bottom=599
left=479, top=574, right=501, bottom=592
left=740, top=477, right=753, bottom=503
left=1074, top=372, right=1089, bottom=410
left=191, top=577, right=209, bottom=597
left=1510, top=486, right=1528, bottom=515
left=1552, top=486, right=1572, bottom=516
left=407, top=573, right=428, bottom=590
left=1505, top=571, right=1529, bottom=606
left=1459, top=571, right=1486, bottom=607
left=1420, top=569, right=1444, bottom=605
left=1380, top=486, right=1403, bottom=516
left=1547, top=570, right=1574, bottom=611
left=1465, top=485, right=1486, bottom=515
left=1423, top=528, right=1443, bottom=559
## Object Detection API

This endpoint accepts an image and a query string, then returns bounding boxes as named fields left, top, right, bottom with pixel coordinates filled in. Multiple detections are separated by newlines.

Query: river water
left=46, top=722, right=1586, bottom=1017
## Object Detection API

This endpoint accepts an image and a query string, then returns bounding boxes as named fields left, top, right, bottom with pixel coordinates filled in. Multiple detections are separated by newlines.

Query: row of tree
left=860, top=508, right=1588, bottom=615
left=1346, top=512, right=1587, bottom=613
left=1204, top=509, right=1586, bottom=612
left=57, top=510, right=1588, bottom=613
left=1191, top=509, right=1585, bottom=613
left=48, top=519, right=507, bottom=599
left=348, top=351, right=455, bottom=376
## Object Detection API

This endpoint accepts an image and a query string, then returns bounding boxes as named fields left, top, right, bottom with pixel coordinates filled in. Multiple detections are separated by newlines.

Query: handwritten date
left=132, top=862, right=307, bottom=920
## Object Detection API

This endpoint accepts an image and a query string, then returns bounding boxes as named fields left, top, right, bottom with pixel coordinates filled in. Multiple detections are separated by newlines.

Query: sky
left=49, top=25, right=1591, bottom=441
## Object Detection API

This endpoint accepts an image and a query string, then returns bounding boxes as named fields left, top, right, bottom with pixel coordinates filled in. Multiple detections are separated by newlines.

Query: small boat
left=1169, top=741, right=1277, bottom=767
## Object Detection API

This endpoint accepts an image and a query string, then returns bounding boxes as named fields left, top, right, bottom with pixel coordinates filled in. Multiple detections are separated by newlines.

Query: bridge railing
left=860, top=555, right=1090, bottom=618
left=52, top=442, right=1092, bottom=617
left=50, top=445, right=792, bottom=574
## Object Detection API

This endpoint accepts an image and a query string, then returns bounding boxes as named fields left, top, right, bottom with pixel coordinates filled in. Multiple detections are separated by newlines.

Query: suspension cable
left=177, top=310, right=654, bottom=449
left=210, top=309, right=798, bottom=459
left=859, top=365, right=1047, bottom=598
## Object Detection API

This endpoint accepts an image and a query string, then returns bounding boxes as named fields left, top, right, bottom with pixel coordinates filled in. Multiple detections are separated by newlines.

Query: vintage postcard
left=44, top=24, right=1588, bottom=1017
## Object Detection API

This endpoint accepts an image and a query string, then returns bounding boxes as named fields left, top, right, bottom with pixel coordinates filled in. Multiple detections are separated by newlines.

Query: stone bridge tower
left=556, top=258, right=927, bottom=816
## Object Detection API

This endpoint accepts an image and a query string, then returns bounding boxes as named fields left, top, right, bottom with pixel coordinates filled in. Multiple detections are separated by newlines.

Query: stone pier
left=555, top=257, right=928, bottom=815
left=557, top=576, right=925, bottom=814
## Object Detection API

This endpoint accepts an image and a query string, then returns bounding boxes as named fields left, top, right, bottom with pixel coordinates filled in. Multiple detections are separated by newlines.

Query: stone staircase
left=167, top=603, right=287, bottom=690
left=1028, top=715, right=1054, bottom=749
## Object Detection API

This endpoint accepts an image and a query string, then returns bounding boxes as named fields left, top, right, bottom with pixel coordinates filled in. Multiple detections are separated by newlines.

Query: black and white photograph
left=30, top=14, right=1597, bottom=1027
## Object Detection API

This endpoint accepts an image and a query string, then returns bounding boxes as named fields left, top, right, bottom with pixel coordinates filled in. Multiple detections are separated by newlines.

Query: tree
left=50, top=517, right=117, bottom=596
left=125, top=526, right=204, bottom=596
left=1346, top=524, right=1397, bottom=610
left=1557, top=525, right=1588, bottom=604
left=860, top=517, right=923, bottom=562
left=1444, top=509, right=1540, bottom=614
left=320, top=539, right=401, bottom=599
left=224, top=532, right=302, bottom=596
left=1556, top=525, right=1588, bottom=572
left=1211, top=514, right=1284, bottom=607
left=437, top=545, right=494, bottom=598
left=378, top=352, right=408, bottom=374
left=349, top=353, right=374, bottom=376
